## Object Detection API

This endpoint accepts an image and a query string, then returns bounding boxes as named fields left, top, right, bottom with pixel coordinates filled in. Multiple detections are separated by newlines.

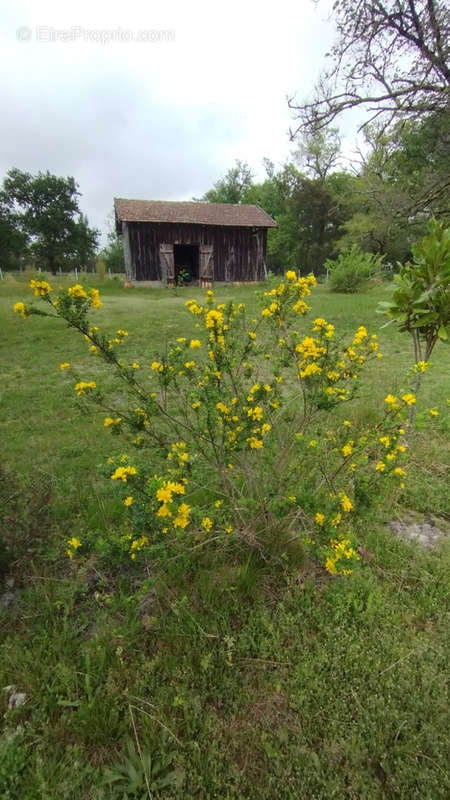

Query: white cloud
left=1, top=0, right=338, bottom=239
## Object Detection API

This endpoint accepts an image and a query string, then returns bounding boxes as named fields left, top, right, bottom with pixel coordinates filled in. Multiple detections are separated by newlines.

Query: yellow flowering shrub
left=15, top=274, right=426, bottom=576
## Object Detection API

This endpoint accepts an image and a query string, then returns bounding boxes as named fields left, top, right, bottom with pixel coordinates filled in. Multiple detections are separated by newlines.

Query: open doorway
left=174, top=244, right=199, bottom=285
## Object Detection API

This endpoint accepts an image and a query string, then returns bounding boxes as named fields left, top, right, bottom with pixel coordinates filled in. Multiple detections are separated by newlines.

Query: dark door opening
left=174, top=244, right=199, bottom=284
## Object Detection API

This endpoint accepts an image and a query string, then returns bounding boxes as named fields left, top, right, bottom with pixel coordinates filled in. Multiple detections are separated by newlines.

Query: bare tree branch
left=289, top=0, right=450, bottom=139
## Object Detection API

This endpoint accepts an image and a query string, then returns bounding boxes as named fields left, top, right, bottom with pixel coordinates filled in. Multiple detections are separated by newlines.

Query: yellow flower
left=325, top=557, right=338, bottom=575
left=124, top=496, right=133, bottom=506
left=308, top=439, right=317, bottom=448
left=156, top=487, right=172, bottom=504
left=342, top=442, right=353, bottom=457
left=59, top=362, right=70, bottom=370
left=151, top=361, right=164, bottom=372
left=285, top=270, right=297, bottom=281
left=248, top=331, right=256, bottom=340
left=205, top=309, right=224, bottom=328
left=385, top=394, right=399, bottom=407
left=192, top=401, right=201, bottom=409
left=402, top=393, right=416, bottom=406
left=104, top=416, right=121, bottom=427
left=375, top=461, right=386, bottom=472
left=429, top=407, right=439, bottom=417
left=30, top=279, right=52, bottom=297
left=340, top=493, right=353, bottom=513
left=299, top=362, right=322, bottom=379
left=184, top=361, right=195, bottom=369
left=190, top=339, right=201, bottom=348
left=68, top=284, right=87, bottom=299
left=393, top=468, right=406, bottom=478
left=247, top=436, right=263, bottom=449
left=74, top=380, right=96, bottom=396
left=225, top=524, right=233, bottom=534
left=173, top=503, right=191, bottom=529
left=315, top=512, right=325, bottom=526
left=165, top=481, right=185, bottom=494
left=111, top=465, right=137, bottom=482
left=67, top=536, right=81, bottom=558
left=157, top=503, right=172, bottom=518
left=132, top=362, right=140, bottom=369
left=293, top=300, right=309, bottom=315
left=379, top=436, right=390, bottom=448
left=413, top=361, right=429, bottom=373
left=201, top=516, right=213, bottom=531
left=67, top=536, right=81, bottom=549
left=13, top=301, right=29, bottom=318
left=343, top=420, right=351, bottom=427
left=89, top=288, right=102, bottom=309
left=248, top=406, right=263, bottom=421
left=353, top=325, right=368, bottom=344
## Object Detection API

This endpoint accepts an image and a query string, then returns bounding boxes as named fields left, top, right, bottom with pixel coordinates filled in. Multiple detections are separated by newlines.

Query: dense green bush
left=326, top=247, right=385, bottom=293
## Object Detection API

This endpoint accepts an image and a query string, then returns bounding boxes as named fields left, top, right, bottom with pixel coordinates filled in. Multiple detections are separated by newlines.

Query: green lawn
left=1, top=275, right=449, bottom=799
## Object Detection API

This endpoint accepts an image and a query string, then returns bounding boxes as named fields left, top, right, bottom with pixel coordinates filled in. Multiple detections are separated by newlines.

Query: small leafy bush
left=326, top=246, right=385, bottom=293
left=377, top=219, right=450, bottom=425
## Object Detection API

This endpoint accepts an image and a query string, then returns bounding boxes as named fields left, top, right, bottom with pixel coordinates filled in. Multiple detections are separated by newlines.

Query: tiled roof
left=114, top=198, right=277, bottom=228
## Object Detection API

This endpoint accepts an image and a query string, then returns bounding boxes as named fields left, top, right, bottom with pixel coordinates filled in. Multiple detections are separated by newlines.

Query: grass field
left=1, top=274, right=449, bottom=799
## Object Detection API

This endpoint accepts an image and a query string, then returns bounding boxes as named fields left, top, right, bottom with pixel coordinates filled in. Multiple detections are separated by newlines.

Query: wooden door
left=199, top=244, right=214, bottom=287
left=159, top=243, right=175, bottom=285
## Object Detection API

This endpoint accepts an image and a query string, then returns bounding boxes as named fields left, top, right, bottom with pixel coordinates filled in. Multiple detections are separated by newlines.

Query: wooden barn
left=114, top=198, right=277, bottom=285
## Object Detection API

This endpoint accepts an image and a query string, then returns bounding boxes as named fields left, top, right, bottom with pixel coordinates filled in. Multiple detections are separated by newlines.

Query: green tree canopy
left=1, top=168, right=99, bottom=273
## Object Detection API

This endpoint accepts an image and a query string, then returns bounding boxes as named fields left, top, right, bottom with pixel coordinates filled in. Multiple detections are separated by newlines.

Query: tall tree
left=0, top=198, right=28, bottom=270
left=197, top=160, right=254, bottom=204
left=1, top=169, right=99, bottom=273
left=338, top=113, right=450, bottom=261
left=294, top=127, right=342, bottom=180
left=289, top=1, right=450, bottom=137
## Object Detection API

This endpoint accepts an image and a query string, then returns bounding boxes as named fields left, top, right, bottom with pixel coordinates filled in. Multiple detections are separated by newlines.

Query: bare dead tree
left=289, top=0, right=450, bottom=138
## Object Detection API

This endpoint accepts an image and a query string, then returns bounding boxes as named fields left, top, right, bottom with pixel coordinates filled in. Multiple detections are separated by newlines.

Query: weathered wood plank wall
left=126, top=222, right=267, bottom=281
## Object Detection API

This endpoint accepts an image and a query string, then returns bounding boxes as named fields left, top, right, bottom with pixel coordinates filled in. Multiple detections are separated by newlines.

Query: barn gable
left=114, top=198, right=277, bottom=285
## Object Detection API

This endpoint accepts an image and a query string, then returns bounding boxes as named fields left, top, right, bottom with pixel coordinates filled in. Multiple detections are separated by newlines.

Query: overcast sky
left=1, top=0, right=344, bottom=240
